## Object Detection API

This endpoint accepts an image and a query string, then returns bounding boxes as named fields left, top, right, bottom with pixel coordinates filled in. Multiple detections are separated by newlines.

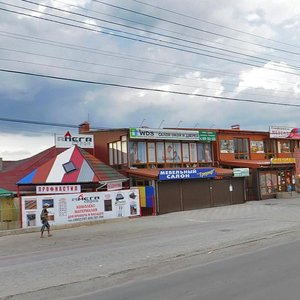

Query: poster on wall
left=220, top=140, right=234, bottom=153
left=22, top=189, right=140, bottom=228
left=250, top=141, right=264, bottom=153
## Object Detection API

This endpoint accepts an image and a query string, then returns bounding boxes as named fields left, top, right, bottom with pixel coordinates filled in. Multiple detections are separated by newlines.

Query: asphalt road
left=2, top=198, right=300, bottom=299
left=73, top=238, right=300, bottom=300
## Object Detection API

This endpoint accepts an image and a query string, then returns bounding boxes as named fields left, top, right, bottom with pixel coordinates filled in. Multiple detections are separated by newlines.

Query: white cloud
left=0, top=133, right=53, bottom=160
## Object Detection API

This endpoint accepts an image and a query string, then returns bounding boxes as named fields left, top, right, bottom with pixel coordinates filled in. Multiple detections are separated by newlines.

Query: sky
left=1, top=0, right=300, bottom=160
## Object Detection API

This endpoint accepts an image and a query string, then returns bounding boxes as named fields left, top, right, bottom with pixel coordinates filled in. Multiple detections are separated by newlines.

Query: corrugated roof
left=0, top=147, right=59, bottom=192
left=17, top=145, right=127, bottom=185
left=220, top=159, right=271, bottom=169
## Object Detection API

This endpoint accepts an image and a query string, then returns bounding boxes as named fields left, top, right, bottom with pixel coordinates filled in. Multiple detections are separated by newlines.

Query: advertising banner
left=55, top=131, right=94, bottom=148
left=130, top=128, right=200, bottom=141
left=22, top=189, right=140, bottom=228
left=159, top=168, right=216, bottom=180
left=269, top=126, right=300, bottom=139
left=294, top=148, right=300, bottom=177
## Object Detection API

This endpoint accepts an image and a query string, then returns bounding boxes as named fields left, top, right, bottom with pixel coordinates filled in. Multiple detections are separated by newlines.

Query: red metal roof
left=0, top=146, right=127, bottom=192
left=220, top=159, right=271, bottom=169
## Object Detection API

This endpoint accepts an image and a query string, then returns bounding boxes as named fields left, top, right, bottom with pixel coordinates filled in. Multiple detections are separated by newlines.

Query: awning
left=126, top=167, right=233, bottom=179
left=220, top=159, right=271, bottom=169
left=0, top=188, right=13, bottom=197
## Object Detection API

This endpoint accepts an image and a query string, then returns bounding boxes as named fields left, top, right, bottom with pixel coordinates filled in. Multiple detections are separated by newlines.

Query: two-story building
left=79, top=123, right=245, bottom=214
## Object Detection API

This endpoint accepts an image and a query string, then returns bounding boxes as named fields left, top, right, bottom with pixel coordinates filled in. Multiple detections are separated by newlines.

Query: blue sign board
left=159, top=168, right=216, bottom=181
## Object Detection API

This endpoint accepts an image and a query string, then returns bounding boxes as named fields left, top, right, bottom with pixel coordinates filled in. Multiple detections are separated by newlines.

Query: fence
left=0, top=198, right=21, bottom=230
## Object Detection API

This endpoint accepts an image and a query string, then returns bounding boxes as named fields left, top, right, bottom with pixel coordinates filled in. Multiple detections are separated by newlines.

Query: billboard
left=55, top=131, right=94, bottom=148
left=22, top=189, right=140, bottom=228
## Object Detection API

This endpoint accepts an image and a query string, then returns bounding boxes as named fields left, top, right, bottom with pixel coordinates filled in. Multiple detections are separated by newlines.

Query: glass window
left=198, top=143, right=204, bottom=161
left=173, top=143, right=181, bottom=163
left=204, top=143, right=212, bottom=161
left=122, top=141, right=127, bottom=164
left=113, top=142, right=118, bottom=164
left=182, top=143, right=189, bottom=162
left=147, top=142, right=156, bottom=163
left=109, top=143, right=113, bottom=165
left=278, top=141, right=290, bottom=153
left=138, top=142, right=146, bottom=163
left=156, top=142, right=164, bottom=163
left=220, top=140, right=234, bottom=153
left=233, top=138, right=249, bottom=159
left=165, top=142, right=174, bottom=162
left=129, top=141, right=138, bottom=164
left=117, top=141, right=122, bottom=164
left=189, top=143, right=197, bottom=162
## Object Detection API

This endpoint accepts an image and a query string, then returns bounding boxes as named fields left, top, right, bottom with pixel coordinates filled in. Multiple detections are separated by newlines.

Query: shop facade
left=217, top=126, right=298, bottom=200
left=79, top=126, right=246, bottom=214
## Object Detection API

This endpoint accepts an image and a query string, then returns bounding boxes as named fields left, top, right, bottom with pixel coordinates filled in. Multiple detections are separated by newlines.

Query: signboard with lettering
left=130, top=128, right=215, bottom=141
left=233, top=168, right=250, bottom=177
left=22, top=189, right=140, bottom=228
left=36, top=185, right=81, bottom=194
left=271, top=158, right=296, bottom=164
left=269, top=126, right=300, bottom=139
left=55, top=131, right=94, bottom=148
left=159, top=168, right=216, bottom=181
left=199, top=131, right=216, bottom=141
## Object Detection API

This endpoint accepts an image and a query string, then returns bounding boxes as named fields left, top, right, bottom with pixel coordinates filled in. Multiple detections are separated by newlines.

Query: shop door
left=181, top=180, right=211, bottom=210
left=157, top=181, right=181, bottom=214
left=231, top=178, right=245, bottom=204
left=211, top=180, right=231, bottom=207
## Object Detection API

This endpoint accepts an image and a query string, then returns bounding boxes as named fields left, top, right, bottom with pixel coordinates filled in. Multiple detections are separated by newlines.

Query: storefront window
left=190, top=143, right=197, bottom=162
left=198, top=143, right=212, bottom=162
left=156, top=142, right=164, bottom=163
left=147, top=142, right=156, bottom=163
left=182, top=143, right=189, bottom=162
left=220, top=140, right=234, bottom=153
left=234, top=138, right=249, bottom=159
left=204, top=143, right=212, bottom=161
left=260, top=171, right=277, bottom=196
left=278, top=141, right=290, bottom=153
left=137, top=142, right=146, bottom=163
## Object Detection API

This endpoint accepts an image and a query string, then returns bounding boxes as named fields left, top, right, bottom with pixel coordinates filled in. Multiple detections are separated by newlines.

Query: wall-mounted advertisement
left=55, top=131, right=94, bottom=148
left=270, top=126, right=300, bottom=139
left=22, top=189, right=140, bottom=228
left=220, top=140, right=234, bottom=153
left=250, top=141, right=264, bottom=153
left=129, top=141, right=146, bottom=163
left=159, top=168, right=216, bottom=180
left=130, top=128, right=200, bottom=141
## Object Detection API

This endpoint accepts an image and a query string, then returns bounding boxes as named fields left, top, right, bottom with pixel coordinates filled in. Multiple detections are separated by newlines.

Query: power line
left=18, top=0, right=286, bottom=67
left=1, top=52, right=298, bottom=100
left=1, top=68, right=300, bottom=107
left=130, top=0, right=300, bottom=50
left=0, top=2, right=273, bottom=68
left=92, top=0, right=300, bottom=57
left=2, top=6, right=300, bottom=77
left=1, top=30, right=299, bottom=91
left=47, top=0, right=300, bottom=66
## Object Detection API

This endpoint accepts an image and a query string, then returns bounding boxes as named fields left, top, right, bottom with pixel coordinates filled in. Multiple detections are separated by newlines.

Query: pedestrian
left=40, top=203, right=52, bottom=238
